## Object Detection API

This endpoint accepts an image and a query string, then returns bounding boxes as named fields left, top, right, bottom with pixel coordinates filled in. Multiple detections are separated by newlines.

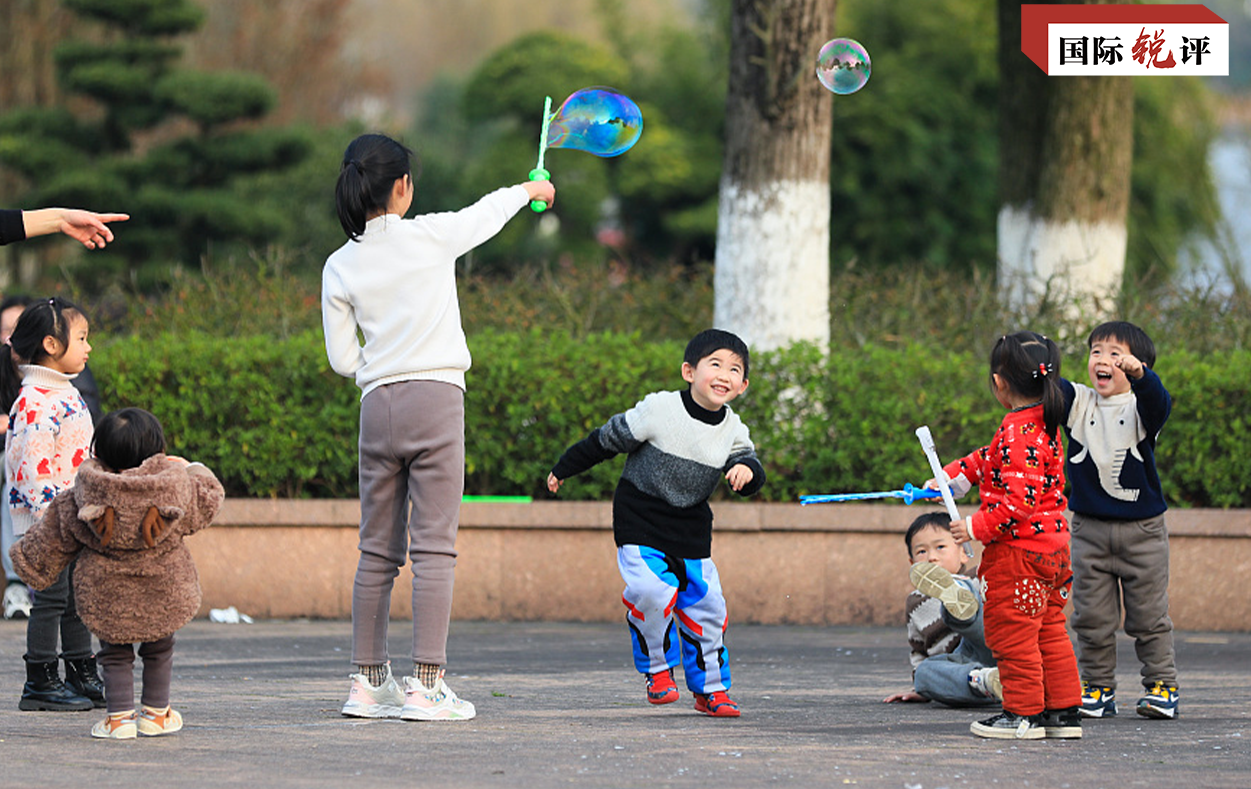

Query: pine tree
left=0, top=0, right=310, bottom=286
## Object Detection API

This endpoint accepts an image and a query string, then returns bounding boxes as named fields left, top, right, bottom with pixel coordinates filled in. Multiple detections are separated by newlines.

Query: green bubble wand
left=529, top=95, right=553, bottom=213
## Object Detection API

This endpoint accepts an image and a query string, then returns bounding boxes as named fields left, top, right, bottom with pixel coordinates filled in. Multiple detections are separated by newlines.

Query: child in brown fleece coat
left=9, top=407, right=224, bottom=740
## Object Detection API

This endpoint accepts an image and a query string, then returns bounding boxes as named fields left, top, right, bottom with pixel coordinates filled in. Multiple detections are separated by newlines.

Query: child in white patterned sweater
left=1, top=298, right=103, bottom=712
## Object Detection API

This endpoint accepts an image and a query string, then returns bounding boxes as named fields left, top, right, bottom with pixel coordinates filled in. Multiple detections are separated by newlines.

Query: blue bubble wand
left=799, top=483, right=940, bottom=506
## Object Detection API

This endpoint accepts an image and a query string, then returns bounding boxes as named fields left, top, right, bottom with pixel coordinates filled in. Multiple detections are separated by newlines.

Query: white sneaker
left=3, top=583, right=31, bottom=620
left=969, top=666, right=1003, bottom=701
left=341, top=665, right=404, bottom=718
left=400, top=672, right=476, bottom=721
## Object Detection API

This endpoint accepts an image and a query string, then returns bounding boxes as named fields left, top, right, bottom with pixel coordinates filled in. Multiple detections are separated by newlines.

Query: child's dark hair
left=92, top=408, right=166, bottom=471
left=904, top=512, right=952, bottom=556
left=990, top=331, right=1064, bottom=437
left=684, top=329, right=751, bottom=379
left=1088, top=320, right=1156, bottom=369
left=0, top=296, right=87, bottom=414
left=335, top=133, right=417, bottom=241
left=0, top=293, right=36, bottom=319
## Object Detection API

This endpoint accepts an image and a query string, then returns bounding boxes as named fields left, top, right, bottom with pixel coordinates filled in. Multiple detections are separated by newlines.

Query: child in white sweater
left=322, top=133, right=554, bottom=722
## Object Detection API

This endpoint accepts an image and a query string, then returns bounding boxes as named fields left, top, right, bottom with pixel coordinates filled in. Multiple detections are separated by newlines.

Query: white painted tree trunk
left=997, top=205, right=1127, bottom=311
left=997, top=2, right=1134, bottom=317
left=716, top=0, right=835, bottom=352
left=714, top=179, right=830, bottom=351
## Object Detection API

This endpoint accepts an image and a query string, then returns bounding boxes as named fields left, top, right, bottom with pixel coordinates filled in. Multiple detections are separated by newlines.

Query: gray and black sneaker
left=1040, top=706, right=1083, bottom=738
left=970, top=711, right=1045, bottom=740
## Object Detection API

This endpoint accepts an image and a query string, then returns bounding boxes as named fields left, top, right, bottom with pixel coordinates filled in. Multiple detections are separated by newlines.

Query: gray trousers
left=98, top=635, right=175, bottom=714
left=351, top=381, right=463, bottom=669
left=914, top=576, right=998, bottom=707
left=1070, top=512, right=1178, bottom=689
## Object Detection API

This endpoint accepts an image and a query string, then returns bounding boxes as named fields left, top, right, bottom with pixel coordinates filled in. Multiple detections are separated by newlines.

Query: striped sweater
left=906, top=590, right=961, bottom=674
left=551, top=388, right=765, bottom=558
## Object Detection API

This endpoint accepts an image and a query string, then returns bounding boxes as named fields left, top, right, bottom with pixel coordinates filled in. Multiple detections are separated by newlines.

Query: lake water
left=1183, top=131, right=1251, bottom=283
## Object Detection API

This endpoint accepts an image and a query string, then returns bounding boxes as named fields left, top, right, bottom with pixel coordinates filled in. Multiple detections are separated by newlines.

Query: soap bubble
left=816, top=38, right=871, bottom=95
left=546, top=87, right=643, bottom=157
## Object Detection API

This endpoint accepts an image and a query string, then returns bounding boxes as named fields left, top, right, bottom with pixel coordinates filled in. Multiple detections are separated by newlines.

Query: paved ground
left=0, top=618, right=1246, bottom=789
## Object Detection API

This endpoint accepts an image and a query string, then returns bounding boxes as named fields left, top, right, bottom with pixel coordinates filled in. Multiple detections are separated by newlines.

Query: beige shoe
left=910, top=562, right=979, bottom=622
left=91, top=710, right=137, bottom=740
left=138, top=705, right=183, bottom=736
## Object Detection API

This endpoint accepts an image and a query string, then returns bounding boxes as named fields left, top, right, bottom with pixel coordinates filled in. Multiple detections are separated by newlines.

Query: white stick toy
left=915, top=425, right=974, bottom=558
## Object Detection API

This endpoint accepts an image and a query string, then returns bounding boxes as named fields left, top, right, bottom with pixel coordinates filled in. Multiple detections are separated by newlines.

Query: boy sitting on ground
left=884, top=512, right=1001, bottom=707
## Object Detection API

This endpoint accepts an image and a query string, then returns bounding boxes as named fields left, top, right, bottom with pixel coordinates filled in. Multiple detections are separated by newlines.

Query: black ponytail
left=989, top=331, right=1064, bottom=437
left=334, top=133, right=417, bottom=241
left=0, top=297, right=87, bottom=414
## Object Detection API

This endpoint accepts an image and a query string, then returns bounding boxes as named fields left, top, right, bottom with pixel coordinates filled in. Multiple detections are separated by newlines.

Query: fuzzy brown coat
left=9, top=454, right=225, bottom=645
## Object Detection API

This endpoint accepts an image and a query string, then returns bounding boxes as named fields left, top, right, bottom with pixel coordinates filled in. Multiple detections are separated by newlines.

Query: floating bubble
left=816, top=38, right=871, bottom=95
left=546, top=87, right=643, bottom=157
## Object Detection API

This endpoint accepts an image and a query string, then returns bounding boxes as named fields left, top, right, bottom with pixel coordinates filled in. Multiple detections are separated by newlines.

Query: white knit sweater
left=321, top=184, right=530, bottom=398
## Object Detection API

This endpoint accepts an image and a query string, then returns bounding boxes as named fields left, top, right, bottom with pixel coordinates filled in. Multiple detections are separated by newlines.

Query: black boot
left=19, top=656, right=94, bottom=711
left=63, top=655, right=107, bottom=709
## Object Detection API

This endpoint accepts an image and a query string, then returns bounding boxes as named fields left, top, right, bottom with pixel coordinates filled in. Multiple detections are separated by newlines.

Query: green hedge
left=93, top=330, right=1250, bottom=507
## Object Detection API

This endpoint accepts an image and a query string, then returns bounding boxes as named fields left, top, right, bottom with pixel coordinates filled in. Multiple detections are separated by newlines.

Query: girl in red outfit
left=941, top=332, right=1082, bottom=740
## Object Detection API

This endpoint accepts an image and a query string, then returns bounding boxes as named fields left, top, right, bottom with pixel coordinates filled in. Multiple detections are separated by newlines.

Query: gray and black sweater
left=551, top=388, right=765, bottom=559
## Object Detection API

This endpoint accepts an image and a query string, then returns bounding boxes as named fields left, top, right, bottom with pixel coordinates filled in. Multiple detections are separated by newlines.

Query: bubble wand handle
left=530, top=95, right=553, bottom=213
left=916, top=425, right=974, bottom=558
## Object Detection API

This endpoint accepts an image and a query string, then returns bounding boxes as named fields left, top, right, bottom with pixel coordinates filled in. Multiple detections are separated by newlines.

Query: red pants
left=980, top=542, right=1082, bottom=716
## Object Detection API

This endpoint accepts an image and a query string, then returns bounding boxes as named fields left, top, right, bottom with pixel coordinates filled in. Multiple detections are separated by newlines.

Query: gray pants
left=1070, top=512, right=1177, bottom=690
left=914, top=576, right=998, bottom=707
left=98, top=635, right=175, bottom=714
left=351, top=381, right=463, bottom=669
left=26, top=562, right=94, bottom=663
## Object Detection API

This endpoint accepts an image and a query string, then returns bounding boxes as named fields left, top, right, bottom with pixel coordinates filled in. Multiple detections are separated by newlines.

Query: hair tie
left=1034, top=362, right=1052, bottom=378
left=347, top=159, right=363, bottom=171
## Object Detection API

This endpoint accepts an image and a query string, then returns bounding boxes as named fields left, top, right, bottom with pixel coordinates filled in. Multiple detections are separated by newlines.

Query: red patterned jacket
left=942, top=404, right=1069, bottom=554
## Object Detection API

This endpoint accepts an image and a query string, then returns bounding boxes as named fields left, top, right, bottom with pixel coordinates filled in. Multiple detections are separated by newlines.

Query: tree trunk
left=715, top=0, right=835, bottom=351
left=997, top=0, right=1134, bottom=313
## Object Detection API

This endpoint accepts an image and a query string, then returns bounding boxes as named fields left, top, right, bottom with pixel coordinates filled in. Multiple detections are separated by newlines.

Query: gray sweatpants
left=351, top=380, right=464, bottom=669
left=1070, top=512, right=1178, bottom=690
left=98, top=635, right=175, bottom=714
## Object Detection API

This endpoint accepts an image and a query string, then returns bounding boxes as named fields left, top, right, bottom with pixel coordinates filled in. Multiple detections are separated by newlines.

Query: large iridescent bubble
left=816, top=38, right=871, bottom=95
left=546, top=87, right=643, bottom=157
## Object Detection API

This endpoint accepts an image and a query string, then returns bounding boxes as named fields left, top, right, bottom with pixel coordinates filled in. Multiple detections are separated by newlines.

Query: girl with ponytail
left=322, top=133, right=554, bottom=722
left=930, top=331, right=1083, bottom=740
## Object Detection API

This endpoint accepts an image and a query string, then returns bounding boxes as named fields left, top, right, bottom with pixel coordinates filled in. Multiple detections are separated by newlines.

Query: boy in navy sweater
left=1059, top=321, right=1178, bottom=720
left=547, top=329, right=765, bottom=717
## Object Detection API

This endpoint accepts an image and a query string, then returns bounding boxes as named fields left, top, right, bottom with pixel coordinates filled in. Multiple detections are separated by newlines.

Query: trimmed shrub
left=91, top=331, right=1251, bottom=507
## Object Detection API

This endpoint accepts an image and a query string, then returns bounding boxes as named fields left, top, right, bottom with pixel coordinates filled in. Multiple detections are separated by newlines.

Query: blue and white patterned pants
left=617, top=544, right=731, bottom=694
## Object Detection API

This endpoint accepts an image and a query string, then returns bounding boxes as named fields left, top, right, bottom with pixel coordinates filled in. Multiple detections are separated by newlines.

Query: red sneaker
left=646, top=669, right=679, bottom=704
left=694, top=691, right=740, bottom=717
